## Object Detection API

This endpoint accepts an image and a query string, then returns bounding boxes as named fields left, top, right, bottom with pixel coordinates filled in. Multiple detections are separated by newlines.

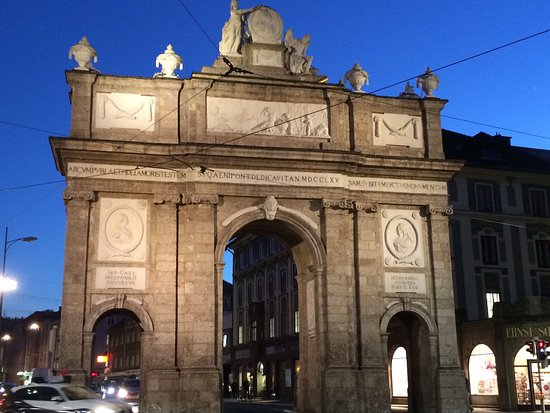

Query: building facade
left=50, top=3, right=469, bottom=412
left=444, top=130, right=550, bottom=411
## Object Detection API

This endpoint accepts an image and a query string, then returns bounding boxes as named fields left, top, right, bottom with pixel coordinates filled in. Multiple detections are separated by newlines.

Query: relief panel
left=372, top=113, right=423, bottom=148
left=207, top=97, right=330, bottom=139
left=382, top=209, right=424, bottom=267
left=95, top=92, right=155, bottom=131
left=97, top=198, right=148, bottom=262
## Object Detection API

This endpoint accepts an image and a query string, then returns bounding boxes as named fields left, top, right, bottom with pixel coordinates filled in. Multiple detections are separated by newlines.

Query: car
left=116, top=379, right=139, bottom=412
left=1, top=383, right=132, bottom=413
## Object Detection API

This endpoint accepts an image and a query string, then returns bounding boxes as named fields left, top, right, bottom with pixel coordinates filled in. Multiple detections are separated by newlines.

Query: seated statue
left=284, top=29, right=313, bottom=75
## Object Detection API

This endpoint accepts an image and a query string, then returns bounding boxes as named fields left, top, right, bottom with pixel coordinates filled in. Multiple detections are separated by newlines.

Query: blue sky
left=1, top=1, right=549, bottom=318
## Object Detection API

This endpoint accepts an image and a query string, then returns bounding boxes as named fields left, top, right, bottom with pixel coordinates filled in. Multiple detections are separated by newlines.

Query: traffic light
left=526, top=340, right=536, bottom=356
left=538, top=340, right=550, bottom=361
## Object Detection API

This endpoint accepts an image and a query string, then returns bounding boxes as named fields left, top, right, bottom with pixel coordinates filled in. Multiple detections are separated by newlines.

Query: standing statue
left=284, top=29, right=313, bottom=75
left=219, top=0, right=260, bottom=56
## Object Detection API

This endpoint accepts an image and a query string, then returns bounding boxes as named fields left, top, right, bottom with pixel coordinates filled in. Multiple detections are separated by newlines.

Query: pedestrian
left=230, top=381, right=238, bottom=399
left=243, top=378, right=250, bottom=401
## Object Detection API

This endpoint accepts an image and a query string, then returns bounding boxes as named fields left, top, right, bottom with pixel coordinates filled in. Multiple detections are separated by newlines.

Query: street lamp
left=24, top=322, right=40, bottom=380
left=0, top=334, right=11, bottom=381
left=1, top=226, right=37, bottom=332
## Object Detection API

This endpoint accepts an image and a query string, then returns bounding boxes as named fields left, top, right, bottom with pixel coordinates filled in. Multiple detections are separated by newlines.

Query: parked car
left=0, top=383, right=132, bottom=413
left=117, top=378, right=139, bottom=412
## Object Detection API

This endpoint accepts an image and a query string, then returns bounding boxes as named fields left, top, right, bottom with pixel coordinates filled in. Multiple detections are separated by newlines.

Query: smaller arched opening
left=89, top=307, right=145, bottom=408
left=383, top=306, right=437, bottom=413
left=513, top=342, right=550, bottom=410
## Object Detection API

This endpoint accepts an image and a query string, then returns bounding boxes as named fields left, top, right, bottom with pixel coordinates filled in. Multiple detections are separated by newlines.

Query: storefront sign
left=505, top=326, right=550, bottom=339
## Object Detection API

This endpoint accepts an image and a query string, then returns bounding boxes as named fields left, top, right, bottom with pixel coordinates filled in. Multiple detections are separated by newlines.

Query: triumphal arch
left=52, top=3, right=470, bottom=412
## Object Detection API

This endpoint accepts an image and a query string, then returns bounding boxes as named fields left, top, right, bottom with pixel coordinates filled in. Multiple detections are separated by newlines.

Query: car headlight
left=117, top=388, right=128, bottom=398
left=106, top=386, right=116, bottom=395
left=94, top=408, right=116, bottom=413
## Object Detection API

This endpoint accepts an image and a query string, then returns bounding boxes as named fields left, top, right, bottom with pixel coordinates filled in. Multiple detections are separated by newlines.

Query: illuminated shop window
left=469, top=344, right=498, bottom=395
left=391, top=347, right=408, bottom=397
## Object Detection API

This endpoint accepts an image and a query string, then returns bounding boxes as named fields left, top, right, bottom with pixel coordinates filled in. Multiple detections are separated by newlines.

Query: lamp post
left=24, top=322, right=39, bottom=382
left=1, top=227, right=37, bottom=332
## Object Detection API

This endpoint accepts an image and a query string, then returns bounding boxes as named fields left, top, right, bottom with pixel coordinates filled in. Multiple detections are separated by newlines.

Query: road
left=223, top=399, right=295, bottom=413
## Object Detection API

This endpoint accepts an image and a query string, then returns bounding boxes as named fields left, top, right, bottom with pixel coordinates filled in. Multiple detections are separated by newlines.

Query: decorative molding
left=427, top=204, right=454, bottom=216
left=153, top=193, right=181, bottom=205
left=262, top=196, right=279, bottom=220
left=322, top=198, right=378, bottom=212
left=115, top=294, right=127, bottom=309
left=63, top=189, right=96, bottom=204
left=182, top=193, right=219, bottom=205
left=95, top=92, right=155, bottom=131
left=372, top=113, right=423, bottom=148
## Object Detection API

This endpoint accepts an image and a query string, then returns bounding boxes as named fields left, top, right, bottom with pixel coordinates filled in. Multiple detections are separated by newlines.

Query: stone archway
left=382, top=302, right=438, bottom=413
left=216, top=199, right=326, bottom=412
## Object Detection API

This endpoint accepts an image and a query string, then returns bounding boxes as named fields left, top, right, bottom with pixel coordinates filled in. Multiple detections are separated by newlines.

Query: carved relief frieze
left=97, top=198, right=148, bottom=262
left=207, top=97, right=330, bottom=139
left=63, top=189, right=96, bottom=204
left=95, top=92, right=156, bottom=131
left=382, top=209, right=424, bottom=267
left=372, top=113, right=423, bottom=148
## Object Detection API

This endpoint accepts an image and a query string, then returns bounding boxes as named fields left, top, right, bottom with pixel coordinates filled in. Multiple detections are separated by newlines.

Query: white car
left=8, top=383, right=132, bottom=412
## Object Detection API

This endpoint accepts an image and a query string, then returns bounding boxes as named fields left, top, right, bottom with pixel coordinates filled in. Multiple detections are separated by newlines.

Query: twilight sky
left=1, top=1, right=549, bottom=317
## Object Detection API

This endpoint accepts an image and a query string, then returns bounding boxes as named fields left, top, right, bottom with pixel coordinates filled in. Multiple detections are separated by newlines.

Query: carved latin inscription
left=98, top=198, right=148, bottom=262
left=382, top=209, right=424, bottom=267
left=372, top=113, right=423, bottom=148
left=95, top=92, right=155, bottom=131
left=207, top=97, right=330, bottom=139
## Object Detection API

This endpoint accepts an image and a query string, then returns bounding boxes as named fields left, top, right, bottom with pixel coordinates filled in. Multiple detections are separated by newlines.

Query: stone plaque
left=97, top=198, right=148, bottom=262
left=207, top=97, right=330, bottom=139
left=385, top=272, right=426, bottom=294
left=95, top=92, right=155, bottom=131
left=372, top=113, right=423, bottom=148
left=382, top=209, right=424, bottom=267
left=95, top=267, right=146, bottom=290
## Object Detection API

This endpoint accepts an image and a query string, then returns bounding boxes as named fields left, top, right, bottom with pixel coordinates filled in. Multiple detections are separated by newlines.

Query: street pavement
left=224, top=399, right=543, bottom=413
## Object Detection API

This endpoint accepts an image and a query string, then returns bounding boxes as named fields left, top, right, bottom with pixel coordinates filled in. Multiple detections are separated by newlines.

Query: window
left=237, top=284, right=243, bottom=307
left=475, top=183, right=495, bottom=212
left=223, top=332, right=229, bottom=348
left=536, top=239, right=550, bottom=268
left=507, top=185, right=517, bottom=207
left=268, top=301, right=275, bottom=338
left=250, top=320, right=257, bottom=342
left=238, top=312, right=244, bottom=344
left=257, top=277, right=264, bottom=300
left=280, top=268, right=287, bottom=293
left=268, top=271, right=274, bottom=297
left=247, top=282, right=253, bottom=304
left=485, top=292, right=500, bottom=318
left=293, top=310, right=300, bottom=333
left=529, top=188, right=548, bottom=217
left=280, top=296, right=287, bottom=336
left=258, top=238, right=265, bottom=259
left=480, top=235, right=498, bottom=265
left=448, top=180, right=458, bottom=202
left=248, top=244, right=256, bottom=264
left=469, top=344, right=498, bottom=395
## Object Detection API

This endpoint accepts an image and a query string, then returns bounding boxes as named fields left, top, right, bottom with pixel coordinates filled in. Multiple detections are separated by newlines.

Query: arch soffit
left=216, top=204, right=326, bottom=269
left=84, top=297, right=154, bottom=333
left=380, top=300, right=438, bottom=335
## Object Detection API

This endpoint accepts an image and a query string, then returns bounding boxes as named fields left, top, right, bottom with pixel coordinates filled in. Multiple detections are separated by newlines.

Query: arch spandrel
left=83, top=296, right=154, bottom=333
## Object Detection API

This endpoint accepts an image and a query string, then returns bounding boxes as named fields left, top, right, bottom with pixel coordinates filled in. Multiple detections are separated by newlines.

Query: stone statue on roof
left=284, top=29, right=312, bottom=75
left=219, top=0, right=262, bottom=56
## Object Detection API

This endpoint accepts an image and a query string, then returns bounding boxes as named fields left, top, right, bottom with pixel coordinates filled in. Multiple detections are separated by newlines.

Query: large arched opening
left=216, top=203, right=325, bottom=412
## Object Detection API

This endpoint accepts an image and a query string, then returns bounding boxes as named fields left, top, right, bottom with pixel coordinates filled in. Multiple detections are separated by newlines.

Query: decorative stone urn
left=416, top=66, right=440, bottom=97
left=344, top=62, right=369, bottom=93
left=68, top=36, right=97, bottom=71
left=154, top=44, right=183, bottom=78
